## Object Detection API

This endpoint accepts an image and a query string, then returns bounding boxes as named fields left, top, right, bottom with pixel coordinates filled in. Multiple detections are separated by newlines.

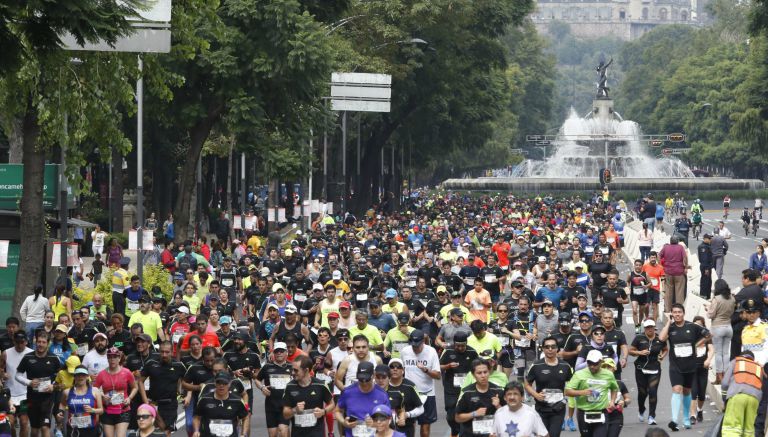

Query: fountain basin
left=442, top=177, right=765, bottom=192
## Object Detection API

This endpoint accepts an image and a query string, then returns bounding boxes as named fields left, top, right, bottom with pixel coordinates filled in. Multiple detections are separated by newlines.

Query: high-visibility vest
left=734, top=356, right=763, bottom=390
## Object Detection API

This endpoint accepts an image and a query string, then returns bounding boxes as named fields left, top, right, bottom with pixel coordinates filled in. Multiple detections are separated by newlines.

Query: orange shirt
left=464, top=288, right=492, bottom=322
left=492, top=242, right=511, bottom=267
left=604, top=231, right=620, bottom=249
left=641, top=262, right=665, bottom=292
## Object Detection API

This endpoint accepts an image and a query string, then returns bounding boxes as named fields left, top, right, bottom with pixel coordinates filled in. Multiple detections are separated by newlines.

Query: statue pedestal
left=592, top=99, right=614, bottom=123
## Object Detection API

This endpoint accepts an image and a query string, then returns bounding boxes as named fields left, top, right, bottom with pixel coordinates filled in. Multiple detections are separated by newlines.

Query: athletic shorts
left=27, top=395, right=53, bottom=428
left=417, top=396, right=438, bottom=425
left=265, top=405, right=290, bottom=428
left=157, top=403, right=178, bottom=431
left=669, top=367, right=695, bottom=388
left=100, top=411, right=130, bottom=425
left=630, top=292, right=648, bottom=305
left=11, top=399, right=27, bottom=415
left=647, top=290, right=660, bottom=304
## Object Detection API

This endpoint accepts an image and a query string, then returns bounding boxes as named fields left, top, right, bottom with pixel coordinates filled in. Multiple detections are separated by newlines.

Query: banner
left=128, top=230, right=155, bottom=251
left=232, top=215, right=257, bottom=230
left=51, top=242, right=79, bottom=267
left=0, top=240, right=9, bottom=268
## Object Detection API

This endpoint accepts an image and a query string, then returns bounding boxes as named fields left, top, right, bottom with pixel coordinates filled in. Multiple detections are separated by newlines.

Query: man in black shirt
left=0, top=317, right=20, bottom=352
left=193, top=372, right=249, bottom=437
left=223, top=333, right=262, bottom=412
left=15, top=331, right=61, bottom=435
left=374, top=362, right=422, bottom=437
left=551, top=313, right=573, bottom=351
left=588, top=252, right=611, bottom=301
left=282, top=355, right=334, bottom=437
left=126, top=334, right=159, bottom=429
left=140, top=341, right=185, bottom=434
left=525, top=336, right=573, bottom=437
left=182, top=347, right=217, bottom=434
left=254, top=341, right=292, bottom=436
left=288, top=268, right=314, bottom=308
left=480, top=255, right=505, bottom=304
left=439, top=332, right=478, bottom=437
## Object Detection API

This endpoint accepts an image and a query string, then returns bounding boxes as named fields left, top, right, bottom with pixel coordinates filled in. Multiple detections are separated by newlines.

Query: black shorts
left=669, top=367, right=695, bottom=388
left=27, top=395, right=54, bottom=428
left=265, top=405, right=290, bottom=428
left=630, top=292, right=648, bottom=305
left=157, top=403, right=178, bottom=431
left=647, top=290, right=660, bottom=304
left=100, top=411, right=131, bottom=425
left=66, top=427, right=101, bottom=437
left=417, top=396, right=438, bottom=425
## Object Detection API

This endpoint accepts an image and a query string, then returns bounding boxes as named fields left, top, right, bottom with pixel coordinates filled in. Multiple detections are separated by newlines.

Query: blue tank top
left=67, top=386, right=97, bottom=427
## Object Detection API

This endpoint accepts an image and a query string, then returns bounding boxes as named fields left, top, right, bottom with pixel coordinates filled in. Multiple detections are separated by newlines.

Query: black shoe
left=690, top=415, right=697, bottom=425
left=668, top=421, right=680, bottom=432
left=697, top=410, right=704, bottom=423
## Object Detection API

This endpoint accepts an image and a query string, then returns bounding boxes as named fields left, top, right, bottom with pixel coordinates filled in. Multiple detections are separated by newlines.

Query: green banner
left=0, top=164, right=72, bottom=210
left=0, top=244, right=19, bottom=323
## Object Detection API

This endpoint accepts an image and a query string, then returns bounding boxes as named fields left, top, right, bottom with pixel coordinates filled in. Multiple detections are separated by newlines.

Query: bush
left=74, top=264, right=173, bottom=311
left=110, top=233, right=129, bottom=248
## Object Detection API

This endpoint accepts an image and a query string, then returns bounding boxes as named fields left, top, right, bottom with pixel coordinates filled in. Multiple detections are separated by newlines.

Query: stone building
left=532, top=0, right=708, bottom=40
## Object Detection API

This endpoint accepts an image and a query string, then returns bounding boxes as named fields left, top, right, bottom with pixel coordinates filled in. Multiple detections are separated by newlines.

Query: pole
left=356, top=115, right=361, bottom=204
left=108, top=162, right=112, bottom=232
left=604, top=137, right=609, bottom=173
left=380, top=147, right=384, bottom=200
left=136, top=55, right=144, bottom=280
left=341, top=111, right=347, bottom=213
left=306, top=129, right=313, bottom=231
left=227, top=142, right=233, bottom=215
left=196, top=154, right=202, bottom=241
left=60, top=114, right=68, bottom=282
left=323, top=127, right=328, bottom=200
left=240, top=153, right=245, bottom=237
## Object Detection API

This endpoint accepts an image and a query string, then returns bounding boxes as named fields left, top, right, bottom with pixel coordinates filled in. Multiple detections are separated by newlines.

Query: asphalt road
left=171, top=201, right=768, bottom=437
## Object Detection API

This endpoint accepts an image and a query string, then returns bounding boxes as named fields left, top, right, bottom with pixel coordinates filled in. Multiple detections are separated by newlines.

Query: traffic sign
left=537, top=140, right=551, bottom=146
left=510, top=148, right=523, bottom=154
left=670, top=148, right=691, bottom=155
left=650, top=139, right=663, bottom=147
left=662, top=148, right=672, bottom=156
left=668, top=133, right=685, bottom=142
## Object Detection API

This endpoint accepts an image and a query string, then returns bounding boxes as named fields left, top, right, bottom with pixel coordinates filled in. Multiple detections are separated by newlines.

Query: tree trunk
left=0, top=115, right=24, bottom=163
left=111, top=148, right=124, bottom=232
left=173, top=101, right=224, bottom=242
left=13, top=104, right=44, bottom=316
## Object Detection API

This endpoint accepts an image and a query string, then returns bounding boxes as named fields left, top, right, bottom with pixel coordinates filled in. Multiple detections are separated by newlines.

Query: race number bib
left=294, top=294, right=307, bottom=303
left=109, top=391, right=124, bottom=405
left=77, top=343, right=88, bottom=356
left=221, top=278, right=234, bottom=287
left=356, top=293, right=368, bottom=301
left=172, top=333, right=183, bottom=344
left=209, top=419, right=234, bottom=437
left=543, top=389, right=564, bottom=404
left=607, top=237, right=616, bottom=244
left=516, top=337, right=531, bottom=348
left=484, top=274, right=497, bottom=283
left=393, top=342, right=408, bottom=354
left=696, top=346, right=707, bottom=357
left=453, top=373, right=466, bottom=388
left=144, top=378, right=150, bottom=391
left=600, top=247, right=609, bottom=254
left=609, top=308, right=619, bottom=319
left=650, top=278, right=659, bottom=287
left=674, top=344, right=693, bottom=358
left=499, top=335, right=510, bottom=347
left=406, top=280, right=417, bottom=287
left=239, top=378, right=251, bottom=390
left=271, top=375, right=290, bottom=390
left=632, top=287, right=645, bottom=295
left=70, top=414, right=92, bottom=429
left=36, top=380, right=52, bottom=393
left=127, top=301, right=140, bottom=313
left=641, top=368, right=659, bottom=375
left=472, top=416, right=494, bottom=434
left=352, top=424, right=374, bottom=437
left=295, top=412, right=317, bottom=427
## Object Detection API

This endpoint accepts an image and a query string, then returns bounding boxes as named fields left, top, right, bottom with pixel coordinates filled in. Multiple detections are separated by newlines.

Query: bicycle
left=753, top=220, right=760, bottom=236
left=692, top=223, right=702, bottom=240
left=723, top=206, right=729, bottom=220
left=743, top=220, right=751, bottom=236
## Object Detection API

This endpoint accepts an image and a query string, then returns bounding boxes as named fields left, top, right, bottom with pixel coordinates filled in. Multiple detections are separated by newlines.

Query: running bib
left=294, top=294, right=307, bottom=303
left=607, top=238, right=615, bottom=244
left=464, top=278, right=475, bottom=285
left=696, top=346, right=706, bottom=357
left=70, top=414, right=92, bottom=429
left=77, top=343, right=88, bottom=356
left=406, top=280, right=417, bottom=287
left=609, top=308, right=619, bottom=319
left=632, top=287, right=645, bottom=296
left=453, top=373, right=466, bottom=388
left=516, top=338, right=531, bottom=348
left=600, top=247, right=609, bottom=254
left=472, top=416, right=494, bottom=434
left=543, top=389, right=564, bottom=404
left=674, top=344, right=693, bottom=358
left=271, top=375, right=290, bottom=390
left=352, top=424, right=374, bottom=437
left=356, top=293, right=368, bottom=301
left=641, top=368, right=659, bottom=375
left=144, top=378, right=150, bottom=391
left=393, top=342, right=408, bottom=354
left=650, top=278, right=659, bottom=287
left=499, top=335, right=510, bottom=347
left=127, top=301, right=140, bottom=313
left=295, top=412, right=317, bottom=427
left=209, top=419, right=234, bottom=437
left=109, top=391, right=124, bottom=405
left=36, top=380, right=52, bottom=393
left=172, top=333, right=183, bottom=344
left=239, top=378, right=251, bottom=390
left=221, top=278, right=234, bottom=287
left=484, top=274, right=497, bottom=283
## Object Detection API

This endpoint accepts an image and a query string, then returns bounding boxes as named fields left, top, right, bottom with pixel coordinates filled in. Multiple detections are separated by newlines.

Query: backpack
left=179, top=253, right=197, bottom=271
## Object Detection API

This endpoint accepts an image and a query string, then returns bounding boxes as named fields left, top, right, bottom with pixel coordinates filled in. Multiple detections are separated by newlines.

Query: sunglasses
left=497, top=309, right=508, bottom=313
left=358, top=377, right=372, bottom=383
left=389, top=364, right=403, bottom=369
left=593, top=332, right=605, bottom=336
left=136, top=415, right=153, bottom=421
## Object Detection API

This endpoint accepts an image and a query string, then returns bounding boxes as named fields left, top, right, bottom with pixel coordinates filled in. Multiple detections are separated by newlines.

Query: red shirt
left=492, top=242, right=511, bottom=267
left=161, top=249, right=176, bottom=273
left=180, top=330, right=221, bottom=350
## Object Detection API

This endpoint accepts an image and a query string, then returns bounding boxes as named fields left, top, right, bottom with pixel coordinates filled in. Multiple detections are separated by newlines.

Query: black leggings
left=635, top=368, right=661, bottom=417
left=538, top=409, right=565, bottom=437
left=691, top=366, right=708, bottom=402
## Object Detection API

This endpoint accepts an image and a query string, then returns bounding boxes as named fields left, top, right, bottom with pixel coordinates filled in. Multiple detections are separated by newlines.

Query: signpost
left=329, top=72, right=392, bottom=213
left=63, top=0, right=172, bottom=280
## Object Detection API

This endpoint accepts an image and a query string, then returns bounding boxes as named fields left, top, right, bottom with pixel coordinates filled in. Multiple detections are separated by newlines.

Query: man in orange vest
left=721, top=350, right=764, bottom=437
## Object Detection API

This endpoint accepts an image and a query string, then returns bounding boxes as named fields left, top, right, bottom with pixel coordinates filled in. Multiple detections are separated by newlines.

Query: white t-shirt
left=492, top=404, right=549, bottom=437
left=82, top=349, right=108, bottom=376
left=400, top=344, right=440, bottom=396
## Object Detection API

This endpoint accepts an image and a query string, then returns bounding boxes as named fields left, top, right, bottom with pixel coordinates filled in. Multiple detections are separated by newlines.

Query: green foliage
left=140, top=264, right=174, bottom=296
left=78, top=265, right=173, bottom=311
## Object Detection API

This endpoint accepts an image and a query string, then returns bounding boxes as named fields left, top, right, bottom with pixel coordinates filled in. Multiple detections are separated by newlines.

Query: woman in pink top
left=94, top=347, right=137, bottom=437
left=659, top=235, right=689, bottom=312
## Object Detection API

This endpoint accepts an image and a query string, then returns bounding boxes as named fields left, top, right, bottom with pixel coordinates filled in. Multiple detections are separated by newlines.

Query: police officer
left=697, top=234, right=714, bottom=299
left=525, top=336, right=573, bottom=437
left=282, top=355, right=335, bottom=437
left=192, top=372, right=249, bottom=437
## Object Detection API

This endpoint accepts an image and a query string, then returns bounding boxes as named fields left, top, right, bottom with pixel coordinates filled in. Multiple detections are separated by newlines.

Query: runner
left=16, top=332, right=62, bottom=437
left=524, top=336, right=573, bottom=437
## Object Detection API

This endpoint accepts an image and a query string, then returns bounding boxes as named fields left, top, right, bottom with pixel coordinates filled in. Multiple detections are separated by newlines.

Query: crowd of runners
left=2, top=191, right=766, bottom=437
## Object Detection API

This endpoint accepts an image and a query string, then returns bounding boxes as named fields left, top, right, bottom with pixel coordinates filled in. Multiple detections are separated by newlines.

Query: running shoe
left=648, top=416, right=657, bottom=425
left=668, top=421, right=679, bottom=432
left=566, top=417, right=577, bottom=431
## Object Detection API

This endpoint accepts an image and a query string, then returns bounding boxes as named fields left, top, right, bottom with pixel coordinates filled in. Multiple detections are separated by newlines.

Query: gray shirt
left=535, top=313, right=560, bottom=345
left=437, top=323, right=472, bottom=348
left=710, top=235, right=729, bottom=257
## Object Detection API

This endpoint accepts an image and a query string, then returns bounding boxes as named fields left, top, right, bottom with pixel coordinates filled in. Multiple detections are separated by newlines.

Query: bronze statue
left=596, top=58, right=613, bottom=98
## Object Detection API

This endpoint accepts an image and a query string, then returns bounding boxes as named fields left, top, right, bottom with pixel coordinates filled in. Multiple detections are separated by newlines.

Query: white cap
left=312, top=283, right=324, bottom=291
left=586, top=349, right=604, bottom=363
left=642, top=319, right=656, bottom=328
left=177, top=306, right=190, bottom=314
left=273, top=342, right=287, bottom=351
left=332, top=270, right=342, bottom=280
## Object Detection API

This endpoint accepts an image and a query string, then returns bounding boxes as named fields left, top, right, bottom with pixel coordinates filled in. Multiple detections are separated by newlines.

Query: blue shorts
left=417, top=396, right=438, bottom=425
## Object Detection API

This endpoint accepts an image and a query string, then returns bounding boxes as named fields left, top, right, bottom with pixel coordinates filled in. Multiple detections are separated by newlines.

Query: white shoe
left=648, top=416, right=657, bottom=425
left=639, top=413, right=646, bottom=423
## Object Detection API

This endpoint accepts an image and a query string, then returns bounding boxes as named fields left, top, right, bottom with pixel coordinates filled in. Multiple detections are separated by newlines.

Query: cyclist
left=690, top=199, right=703, bottom=214
left=752, top=209, right=760, bottom=236
left=723, top=195, right=731, bottom=218
left=756, top=198, right=763, bottom=219
left=742, top=207, right=752, bottom=234
left=691, top=210, right=703, bottom=240
left=664, top=196, right=674, bottom=222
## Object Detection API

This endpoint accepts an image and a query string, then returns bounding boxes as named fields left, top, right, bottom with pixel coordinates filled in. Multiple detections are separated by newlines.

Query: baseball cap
left=409, top=329, right=424, bottom=345
left=453, top=331, right=469, bottom=343
left=271, top=283, right=285, bottom=293
left=13, top=331, right=27, bottom=341
left=214, top=371, right=232, bottom=384
left=586, top=349, right=604, bottom=363
left=436, top=285, right=447, bottom=294
left=449, top=307, right=464, bottom=317
left=368, top=300, right=381, bottom=308
left=602, top=358, right=617, bottom=370
left=55, top=324, right=68, bottom=333
left=285, top=304, right=298, bottom=314
left=642, top=319, right=656, bottom=328
left=511, top=280, right=523, bottom=287
left=312, top=283, right=324, bottom=291
left=106, top=347, right=122, bottom=356
left=383, top=264, right=392, bottom=273
left=74, top=367, right=89, bottom=376
left=327, top=311, right=340, bottom=319
left=332, top=270, right=342, bottom=280
left=273, top=342, right=287, bottom=351
left=558, top=312, right=571, bottom=323
left=119, top=257, right=131, bottom=266
left=591, top=325, right=606, bottom=334
left=267, top=303, right=280, bottom=311
left=450, top=290, right=462, bottom=298
left=174, top=272, right=184, bottom=280
left=743, top=298, right=759, bottom=312
left=135, top=334, right=152, bottom=343
left=541, top=299, right=553, bottom=307
left=220, top=316, right=232, bottom=325
left=371, top=404, right=392, bottom=418
left=65, top=355, right=81, bottom=374
left=397, top=312, right=410, bottom=324
left=356, top=361, right=375, bottom=381
left=177, top=306, right=190, bottom=314
left=538, top=256, right=546, bottom=262
left=339, top=301, right=351, bottom=309
left=374, top=364, right=390, bottom=376
left=384, top=289, right=397, bottom=299
left=138, top=295, right=151, bottom=303
left=260, top=267, right=271, bottom=276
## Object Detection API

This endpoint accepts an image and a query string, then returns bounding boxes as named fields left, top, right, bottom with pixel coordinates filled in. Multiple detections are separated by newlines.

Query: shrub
left=74, top=264, right=173, bottom=310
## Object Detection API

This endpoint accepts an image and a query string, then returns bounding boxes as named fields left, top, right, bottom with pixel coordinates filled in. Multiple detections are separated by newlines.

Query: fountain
left=443, top=60, right=764, bottom=192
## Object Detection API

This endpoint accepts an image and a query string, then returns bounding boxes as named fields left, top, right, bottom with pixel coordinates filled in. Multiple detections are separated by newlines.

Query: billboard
left=0, top=164, right=74, bottom=210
